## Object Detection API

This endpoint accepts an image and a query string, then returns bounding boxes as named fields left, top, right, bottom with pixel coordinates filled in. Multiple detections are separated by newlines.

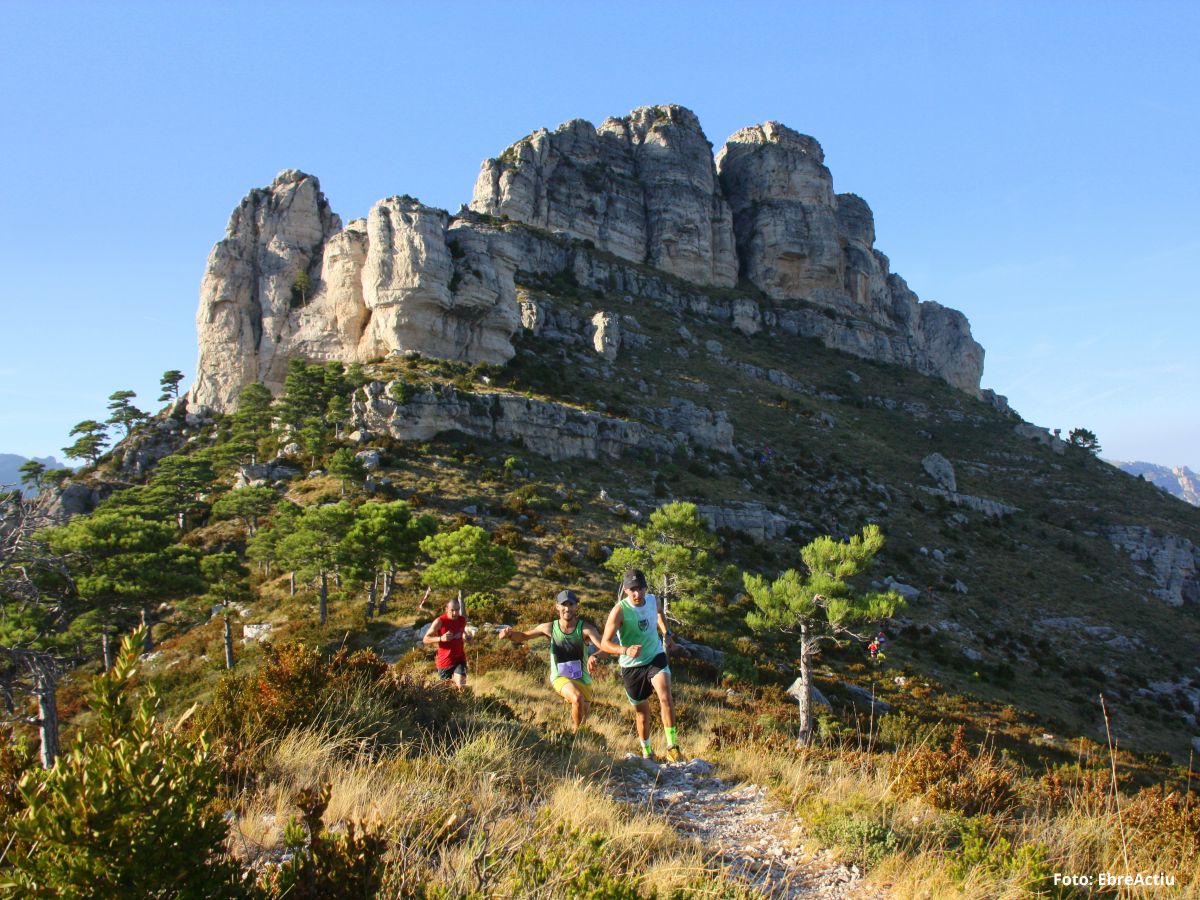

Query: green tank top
left=549, top=618, right=591, bottom=684
left=617, top=594, right=662, bottom=668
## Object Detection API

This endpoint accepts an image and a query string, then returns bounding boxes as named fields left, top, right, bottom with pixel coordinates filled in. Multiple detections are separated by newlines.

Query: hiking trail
left=611, top=756, right=886, bottom=899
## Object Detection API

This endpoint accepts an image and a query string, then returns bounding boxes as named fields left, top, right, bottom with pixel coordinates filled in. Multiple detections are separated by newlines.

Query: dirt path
left=612, top=756, right=884, bottom=899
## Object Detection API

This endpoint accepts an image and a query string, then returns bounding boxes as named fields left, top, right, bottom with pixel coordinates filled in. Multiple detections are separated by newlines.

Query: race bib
left=556, top=659, right=583, bottom=680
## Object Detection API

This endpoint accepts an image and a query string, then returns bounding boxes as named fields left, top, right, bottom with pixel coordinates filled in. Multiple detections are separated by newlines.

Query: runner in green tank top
left=499, top=589, right=607, bottom=732
left=600, top=569, right=683, bottom=762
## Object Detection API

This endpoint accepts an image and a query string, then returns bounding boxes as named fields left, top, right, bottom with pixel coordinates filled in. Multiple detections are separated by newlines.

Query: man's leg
left=652, top=670, right=681, bottom=758
left=453, top=663, right=467, bottom=691
left=651, top=670, right=675, bottom=728
left=557, top=680, right=586, bottom=731
left=634, top=699, right=651, bottom=742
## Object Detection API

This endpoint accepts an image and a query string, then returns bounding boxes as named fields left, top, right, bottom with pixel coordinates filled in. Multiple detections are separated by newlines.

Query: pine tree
left=106, top=390, right=148, bottom=438
left=157, top=370, right=185, bottom=403
left=605, top=501, right=718, bottom=626
left=420, top=525, right=516, bottom=598
left=62, top=420, right=110, bottom=466
left=343, top=501, right=437, bottom=615
left=276, top=502, right=354, bottom=624
left=744, top=525, right=904, bottom=746
left=210, top=485, right=278, bottom=535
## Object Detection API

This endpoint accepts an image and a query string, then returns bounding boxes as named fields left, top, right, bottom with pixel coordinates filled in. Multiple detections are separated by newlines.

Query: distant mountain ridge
left=1110, top=460, right=1200, bottom=506
left=0, top=453, right=65, bottom=495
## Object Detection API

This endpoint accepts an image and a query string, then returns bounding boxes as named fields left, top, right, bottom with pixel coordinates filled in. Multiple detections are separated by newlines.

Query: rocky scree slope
left=191, top=105, right=984, bottom=412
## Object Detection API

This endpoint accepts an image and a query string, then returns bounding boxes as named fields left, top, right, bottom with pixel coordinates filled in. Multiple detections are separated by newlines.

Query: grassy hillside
left=4, top=274, right=1199, bottom=896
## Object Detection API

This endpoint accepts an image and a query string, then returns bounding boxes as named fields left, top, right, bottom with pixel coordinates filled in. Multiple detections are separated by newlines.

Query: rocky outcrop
left=190, top=180, right=521, bottom=412
left=1106, top=525, right=1200, bottom=606
left=471, top=105, right=738, bottom=288
left=640, top=399, right=734, bottom=454
left=717, top=123, right=983, bottom=394
left=922, top=453, right=957, bottom=492
left=193, top=107, right=988, bottom=412
left=694, top=502, right=791, bottom=543
left=1014, top=423, right=1067, bottom=455
left=192, top=170, right=344, bottom=410
left=919, top=486, right=1019, bottom=519
left=351, top=381, right=681, bottom=462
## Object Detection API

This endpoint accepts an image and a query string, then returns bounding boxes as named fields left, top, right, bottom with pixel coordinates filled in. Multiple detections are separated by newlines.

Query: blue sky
left=1, top=1, right=1196, bottom=469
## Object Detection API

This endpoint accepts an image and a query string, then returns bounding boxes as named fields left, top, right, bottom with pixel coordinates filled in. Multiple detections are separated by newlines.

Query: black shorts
left=621, top=652, right=670, bottom=704
left=438, top=662, right=467, bottom=680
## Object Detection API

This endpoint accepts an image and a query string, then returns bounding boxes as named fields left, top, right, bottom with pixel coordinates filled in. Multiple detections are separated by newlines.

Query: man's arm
left=657, top=609, right=677, bottom=652
left=422, top=620, right=443, bottom=646
left=583, top=621, right=607, bottom=675
left=498, top=622, right=551, bottom=644
left=601, top=604, right=639, bottom=658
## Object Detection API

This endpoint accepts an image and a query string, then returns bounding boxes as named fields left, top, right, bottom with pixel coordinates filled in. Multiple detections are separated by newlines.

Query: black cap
left=556, top=589, right=579, bottom=605
left=621, top=569, right=647, bottom=590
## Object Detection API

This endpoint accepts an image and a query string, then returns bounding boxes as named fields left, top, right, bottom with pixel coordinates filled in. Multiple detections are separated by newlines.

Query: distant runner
left=498, top=589, right=607, bottom=732
left=423, top=597, right=470, bottom=690
left=601, top=569, right=682, bottom=762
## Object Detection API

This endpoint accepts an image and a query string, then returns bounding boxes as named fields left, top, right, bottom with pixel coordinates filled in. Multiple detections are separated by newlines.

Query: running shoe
left=664, top=745, right=684, bottom=763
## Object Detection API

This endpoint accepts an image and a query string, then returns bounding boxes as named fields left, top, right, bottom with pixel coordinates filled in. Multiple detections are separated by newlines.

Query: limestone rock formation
left=192, top=106, right=988, bottom=414
left=922, top=452, right=957, bottom=493
left=1106, top=524, right=1200, bottom=606
left=470, top=105, right=738, bottom=288
left=717, top=122, right=983, bottom=393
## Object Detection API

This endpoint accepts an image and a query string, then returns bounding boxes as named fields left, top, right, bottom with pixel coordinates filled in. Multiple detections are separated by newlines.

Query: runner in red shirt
left=423, top=597, right=469, bottom=690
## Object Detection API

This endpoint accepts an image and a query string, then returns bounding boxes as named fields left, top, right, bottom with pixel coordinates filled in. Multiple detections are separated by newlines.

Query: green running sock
left=640, top=739, right=653, bottom=758
left=664, top=726, right=677, bottom=748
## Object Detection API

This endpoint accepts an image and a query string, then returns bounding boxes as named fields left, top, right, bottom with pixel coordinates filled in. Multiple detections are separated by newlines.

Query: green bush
left=512, top=824, right=642, bottom=898
left=720, top=651, right=759, bottom=686
left=811, top=808, right=901, bottom=869
left=946, top=817, right=1055, bottom=891
left=198, top=642, right=467, bottom=771
left=465, top=591, right=512, bottom=624
left=2, top=630, right=248, bottom=899
left=257, top=784, right=388, bottom=899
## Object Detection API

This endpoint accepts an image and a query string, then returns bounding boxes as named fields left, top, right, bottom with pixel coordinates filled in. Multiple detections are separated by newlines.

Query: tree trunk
left=366, top=573, right=378, bottom=618
left=319, top=570, right=328, bottom=625
left=334, top=569, right=342, bottom=589
left=379, top=569, right=393, bottom=616
left=33, top=670, right=59, bottom=769
left=224, top=616, right=235, bottom=669
left=101, top=633, right=112, bottom=671
left=141, top=605, right=154, bottom=653
left=289, top=571, right=296, bottom=597
left=795, top=625, right=813, bottom=747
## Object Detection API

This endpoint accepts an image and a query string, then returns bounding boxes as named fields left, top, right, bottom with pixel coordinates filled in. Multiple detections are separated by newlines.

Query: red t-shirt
left=431, top=614, right=467, bottom=668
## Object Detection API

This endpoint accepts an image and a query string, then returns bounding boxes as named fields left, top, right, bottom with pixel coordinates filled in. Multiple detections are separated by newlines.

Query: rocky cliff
left=191, top=106, right=985, bottom=412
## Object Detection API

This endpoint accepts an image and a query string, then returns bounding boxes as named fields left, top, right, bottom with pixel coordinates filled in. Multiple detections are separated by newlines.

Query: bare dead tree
left=0, top=491, right=78, bottom=768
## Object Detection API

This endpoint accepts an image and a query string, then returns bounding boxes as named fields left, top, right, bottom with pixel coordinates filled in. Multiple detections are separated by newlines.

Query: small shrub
left=721, top=652, right=759, bottom=686
left=493, top=522, right=526, bottom=550
left=5, top=631, right=247, bottom=898
left=946, top=817, right=1055, bottom=892
left=891, top=726, right=1016, bottom=815
left=466, top=590, right=512, bottom=624
left=257, top=783, right=389, bottom=899
left=512, top=824, right=641, bottom=898
left=811, top=809, right=900, bottom=869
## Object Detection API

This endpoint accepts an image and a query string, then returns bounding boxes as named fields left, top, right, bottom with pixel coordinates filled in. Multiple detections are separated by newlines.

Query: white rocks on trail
left=613, top=757, right=880, bottom=898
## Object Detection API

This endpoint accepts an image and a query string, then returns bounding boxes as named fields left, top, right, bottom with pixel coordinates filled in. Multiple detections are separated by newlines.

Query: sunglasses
left=557, top=599, right=578, bottom=606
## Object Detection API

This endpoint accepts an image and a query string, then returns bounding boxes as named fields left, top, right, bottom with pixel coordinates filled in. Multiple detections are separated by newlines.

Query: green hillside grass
left=4, top=275, right=1199, bottom=895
